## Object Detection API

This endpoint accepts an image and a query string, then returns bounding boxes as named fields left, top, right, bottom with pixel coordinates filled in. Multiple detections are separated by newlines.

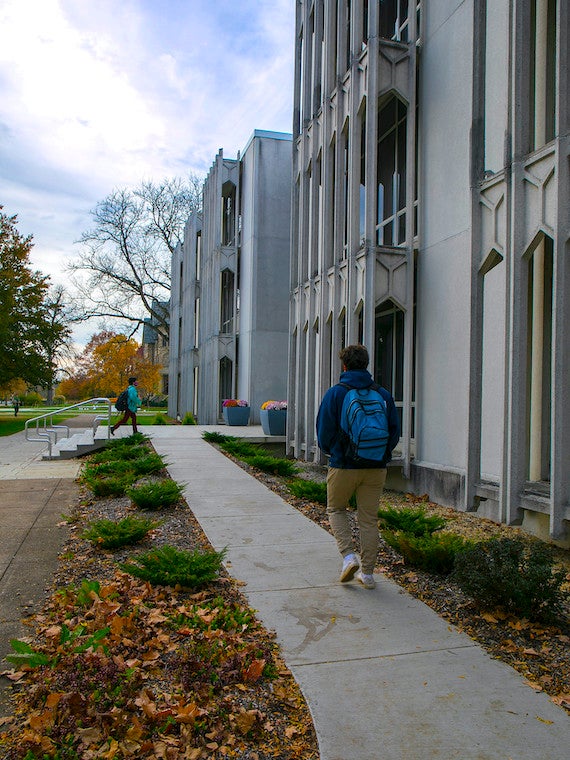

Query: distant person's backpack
left=115, top=389, right=129, bottom=412
left=339, top=383, right=390, bottom=462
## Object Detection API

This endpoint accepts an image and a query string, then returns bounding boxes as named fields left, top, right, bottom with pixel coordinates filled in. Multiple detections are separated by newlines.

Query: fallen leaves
left=0, top=477, right=319, bottom=760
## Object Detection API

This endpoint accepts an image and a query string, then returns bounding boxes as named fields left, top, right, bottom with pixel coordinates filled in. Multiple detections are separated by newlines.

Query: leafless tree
left=68, top=175, right=203, bottom=340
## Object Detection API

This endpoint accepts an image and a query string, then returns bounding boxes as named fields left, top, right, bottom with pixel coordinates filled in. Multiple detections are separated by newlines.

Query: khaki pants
left=326, top=467, right=387, bottom=574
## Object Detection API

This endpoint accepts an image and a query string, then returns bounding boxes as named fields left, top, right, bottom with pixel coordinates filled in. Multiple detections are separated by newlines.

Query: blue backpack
left=339, top=384, right=390, bottom=462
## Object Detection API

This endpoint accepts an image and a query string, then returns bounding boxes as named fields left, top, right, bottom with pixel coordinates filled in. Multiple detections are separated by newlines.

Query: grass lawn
left=0, top=407, right=171, bottom=437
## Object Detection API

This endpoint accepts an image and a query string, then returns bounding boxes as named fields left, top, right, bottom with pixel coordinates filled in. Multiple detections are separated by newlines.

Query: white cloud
left=0, top=0, right=295, bottom=344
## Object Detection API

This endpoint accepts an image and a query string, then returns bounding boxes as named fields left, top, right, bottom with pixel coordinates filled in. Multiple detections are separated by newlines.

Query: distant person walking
left=111, top=377, right=141, bottom=435
left=13, top=396, right=20, bottom=416
left=316, top=344, right=400, bottom=589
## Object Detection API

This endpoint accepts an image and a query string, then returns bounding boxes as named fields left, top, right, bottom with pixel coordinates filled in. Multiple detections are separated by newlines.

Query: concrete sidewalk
left=1, top=425, right=569, bottom=758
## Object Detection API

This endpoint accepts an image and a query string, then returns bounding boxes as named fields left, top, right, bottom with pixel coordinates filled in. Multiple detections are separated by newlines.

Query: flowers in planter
left=222, top=399, right=249, bottom=408
left=261, top=400, right=287, bottom=410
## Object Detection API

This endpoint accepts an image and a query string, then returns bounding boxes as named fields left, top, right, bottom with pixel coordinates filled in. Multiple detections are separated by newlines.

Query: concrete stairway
left=41, top=427, right=110, bottom=460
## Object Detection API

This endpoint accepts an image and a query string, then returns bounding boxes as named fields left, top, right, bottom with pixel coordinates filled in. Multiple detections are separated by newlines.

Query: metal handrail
left=24, top=398, right=112, bottom=459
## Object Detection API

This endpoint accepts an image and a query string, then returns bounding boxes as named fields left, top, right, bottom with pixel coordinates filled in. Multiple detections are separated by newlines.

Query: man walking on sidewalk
left=316, top=344, right=400, bottom=589
left=111, top=377, right=141, bottom=435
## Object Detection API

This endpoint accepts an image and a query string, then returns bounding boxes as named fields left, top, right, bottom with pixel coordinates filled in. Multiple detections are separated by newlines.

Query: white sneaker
left=357, top=572, right=376, bottom=589
left=340, top=553, right=359, bottom=583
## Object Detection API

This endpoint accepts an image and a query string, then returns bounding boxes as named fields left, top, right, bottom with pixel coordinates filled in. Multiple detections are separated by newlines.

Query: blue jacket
left=316, top=369, right=400, bottom=469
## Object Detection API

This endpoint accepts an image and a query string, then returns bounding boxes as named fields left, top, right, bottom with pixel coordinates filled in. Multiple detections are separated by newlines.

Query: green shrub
left=378, top=506, right=447, bottom=537
left=383, top=530, right=471, bottom=574
left=83, top=473, right=135, bottom=498
left=82, top=516, right=159, bottom=549
left=153, top=413, right=168, bottom=425
left=182, top=412, right=197, bottom=425
left=21, top=391, right=43, bottom=406
left=128, top=479, right=184, bottom=510
left=244, top=454, right=298, bottom=477
left=202, top=431, right=230, bottom=443
left=82, top=459, right=136, bottom=479
left=452, top=538, right=568, bottom=622
left=90, top=444, right=149, bottom=464
left=131, top=452, right=167, bottom=476
left=287, top=479, right=327, bottom=504
left=120, top=545, right=226, bottom=588
left=220, top=438, right=262, bottom=459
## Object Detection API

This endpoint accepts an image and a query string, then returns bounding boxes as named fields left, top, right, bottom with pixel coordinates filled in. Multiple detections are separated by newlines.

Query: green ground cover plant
left=82, top=472, right=135, bottom=498
left=120, top=545, right=227, bottom=588
left=81, top=515, right=160, bottom=549
left=128, top=479, right=184, bottom=510
left=182, top=411, right=197, bottom=424
left=383, top=530, right=472, bottom=574
left=287, top=478, right=327, bottom=504
left=453, top=537, right=568, bottom=623
left=377, top=505, right=447, bottom=536
left=205, top=434, right=299, bottom=477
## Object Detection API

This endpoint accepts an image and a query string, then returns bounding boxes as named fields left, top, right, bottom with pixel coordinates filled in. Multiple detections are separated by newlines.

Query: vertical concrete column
left=529, top=0, right=548, bottom=481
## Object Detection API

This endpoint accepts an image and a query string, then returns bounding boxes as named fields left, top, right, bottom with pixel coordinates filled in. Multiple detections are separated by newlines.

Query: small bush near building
left=128, top=479, right=184, bottom=510
left=383, top=530, right=471, bottom=574
left=120, top=545, right=226, bottom=589
left=82, top=516, right=160, bottom=549
left=182, top=411, right=197, bottom=425
left=153, top=413, right=168, bottom=425
left=378, top=505, right=447, bottom=537
left=288, top=479, right=327, bottom=505
left=452, top=538, right=568, bottom=623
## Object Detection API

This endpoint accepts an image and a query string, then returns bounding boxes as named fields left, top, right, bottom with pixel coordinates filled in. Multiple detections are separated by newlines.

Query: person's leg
left=327, top=468, right=359, bottom=558
left=111, top=411, right=129, bottom=433
left=131, top=411, right=138, bottom=433
left=354, top=468, right=387, bottom=574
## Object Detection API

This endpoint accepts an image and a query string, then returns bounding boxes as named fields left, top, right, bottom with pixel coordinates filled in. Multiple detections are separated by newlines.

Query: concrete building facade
left=169, top=130, right=292, bottom=425
left=289, top=1, right=569, bottom=542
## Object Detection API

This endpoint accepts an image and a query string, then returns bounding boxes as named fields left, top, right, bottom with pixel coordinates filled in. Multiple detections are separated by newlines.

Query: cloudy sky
left=0, top=0, right=294, bottom=296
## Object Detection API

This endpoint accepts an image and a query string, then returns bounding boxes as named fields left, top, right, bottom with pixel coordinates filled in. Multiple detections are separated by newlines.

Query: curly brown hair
left=339, top=344, right=369, bottom=370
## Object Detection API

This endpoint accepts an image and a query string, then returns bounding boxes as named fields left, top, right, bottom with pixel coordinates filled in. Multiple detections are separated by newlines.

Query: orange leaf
left=234, top=710, right=257, bottom=734
left=29, top=710, right=55, bottom=731
left=243, top=658, right=265, bottom=682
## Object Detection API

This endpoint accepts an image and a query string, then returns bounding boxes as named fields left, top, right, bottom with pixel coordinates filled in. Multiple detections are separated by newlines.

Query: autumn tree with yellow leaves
left=59, top=332, right=160, bottom=401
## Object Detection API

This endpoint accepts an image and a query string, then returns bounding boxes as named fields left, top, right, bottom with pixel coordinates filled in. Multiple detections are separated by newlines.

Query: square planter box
left=223, top=406, right=250, bottom=426
left=260, top=408, right=287, bottom=436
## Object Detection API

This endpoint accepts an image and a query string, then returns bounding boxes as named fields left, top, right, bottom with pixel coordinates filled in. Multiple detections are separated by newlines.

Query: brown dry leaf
left=176, top=701, right=207, bottom=724
left=285, top=725, right=300, bottom=738
left=29, top=710, right=55, bottom=731
left=523, top=648, right=541, bottom=657
left=76, top=726, right=103, bottom=745
left=234, top=709, right=257, bottom=734
left=243, top=658, right=265, bottom=682
left=481, top=612, right=499, bottom=624
left=45, top=691, right=64, bottom=708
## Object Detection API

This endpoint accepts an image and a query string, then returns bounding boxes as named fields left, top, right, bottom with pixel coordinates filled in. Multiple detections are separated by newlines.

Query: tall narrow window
left=359, top=106, right=366, bottom=243
left=345, top=0, right=352, bottom=71
left=195, top=232, right=201, bottom=280
left=527, top=236, right=553, bottom=482
left=219, top=357, right=233, bottom=412
left=362, top=0, right=369, bottom=49
left=376, top=97, right=407, bottom=246
left=194, top=298, right=200, bottom=347
left=375, top=300, right=404, bottom=431
left=328, top=136, right=336, bottom=269
left=222, top=183, right=236, bottom=246
left=379, top=0, right=413, bottom=42
left=317, top=152, right=323, bottom=273
left=220, top=269, right=234, bottom=333
left=530, top=0, right=557, bottom=150
left=342, top=123, right=350, bottom=258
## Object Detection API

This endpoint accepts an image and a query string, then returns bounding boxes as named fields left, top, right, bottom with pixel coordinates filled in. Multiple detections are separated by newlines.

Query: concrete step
left=42, top=428, right=111, bottom=460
